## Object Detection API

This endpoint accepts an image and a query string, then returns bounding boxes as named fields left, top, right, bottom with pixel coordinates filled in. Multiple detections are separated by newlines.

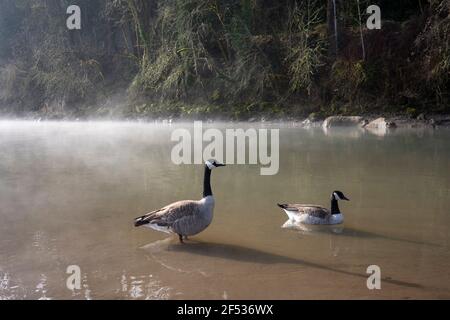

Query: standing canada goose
left=134, top=160, right=225, bottom=243
left=277, top=191, right=349, bottom=225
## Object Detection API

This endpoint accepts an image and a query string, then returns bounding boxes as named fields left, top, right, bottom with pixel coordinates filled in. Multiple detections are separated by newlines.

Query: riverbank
left=1, top=102, right=450, bottom=130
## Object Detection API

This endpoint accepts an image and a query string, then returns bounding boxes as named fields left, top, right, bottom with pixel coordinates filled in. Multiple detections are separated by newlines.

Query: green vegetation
left=0, top=0, right=448, bottom=120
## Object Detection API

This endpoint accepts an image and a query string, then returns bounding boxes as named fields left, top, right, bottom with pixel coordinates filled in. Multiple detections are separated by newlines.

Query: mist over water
left=1, top=120, right=450, bottom=299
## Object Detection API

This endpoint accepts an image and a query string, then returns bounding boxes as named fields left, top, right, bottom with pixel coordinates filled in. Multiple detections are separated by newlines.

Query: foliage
left=285, top=0, right=325, bottom=95
left=415, top=0, right=450, bottom=106
left=0, top=0, right=448, bottom=118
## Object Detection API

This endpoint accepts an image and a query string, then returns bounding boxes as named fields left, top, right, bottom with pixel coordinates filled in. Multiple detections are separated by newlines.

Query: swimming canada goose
left=277, top=191, right=349, bottom=225
left=134, top=160, right=225, bottom=243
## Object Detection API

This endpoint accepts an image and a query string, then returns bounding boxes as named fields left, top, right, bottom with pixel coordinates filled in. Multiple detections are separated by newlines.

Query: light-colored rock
left=364, top=117, right=397, bottom=136
left=322, top=116, right=365, bottom=128
left=365, top=118, right=397, bottom=129
left=301, top=119, right=312, bottom=127
left=365, top=117, right=387, bottom=130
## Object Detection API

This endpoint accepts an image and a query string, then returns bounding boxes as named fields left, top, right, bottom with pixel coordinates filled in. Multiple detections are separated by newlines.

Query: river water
left=0, top=120, right=449, bottom=299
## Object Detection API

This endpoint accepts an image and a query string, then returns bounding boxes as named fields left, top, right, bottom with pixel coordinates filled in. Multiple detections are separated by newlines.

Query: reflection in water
left=322, top=126, right=365, bottom=138
left=281, top=221, right=442, bottom=247
left=83, top=274, right=92, bottom=300
left=141, top=238, right=210, bottom=277
left=1, top=121, right=450, bottom=299
left=35, top=274, right=51, bottom=300
left=119, top=271, right=171, bottom=300
left=0, top=268, right=171, bottom=300
left=281, top=220, right=344, bottom=234
left=365, top=126, right=388, bottom=137
left=0, top=273, right=26, bottom=300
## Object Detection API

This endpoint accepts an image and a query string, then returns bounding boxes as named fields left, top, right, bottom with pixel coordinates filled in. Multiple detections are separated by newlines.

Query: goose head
left=205, top=159, right=226, bottom=169
left=331, top=190, right=350, bottom=201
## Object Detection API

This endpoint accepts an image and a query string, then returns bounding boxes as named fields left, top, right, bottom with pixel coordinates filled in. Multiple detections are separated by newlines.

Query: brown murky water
left=1, top=120, right=450, bottom=299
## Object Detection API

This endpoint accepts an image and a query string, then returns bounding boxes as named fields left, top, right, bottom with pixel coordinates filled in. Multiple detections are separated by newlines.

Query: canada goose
left=134, top=160, right=225, bottom=243
left=277, top=191, right=349, bottom=225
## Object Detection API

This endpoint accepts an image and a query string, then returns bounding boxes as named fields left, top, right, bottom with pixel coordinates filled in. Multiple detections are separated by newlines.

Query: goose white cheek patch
left=333, top=192, right=341, bottom=200
left=205, top=161, right=215, bottom=170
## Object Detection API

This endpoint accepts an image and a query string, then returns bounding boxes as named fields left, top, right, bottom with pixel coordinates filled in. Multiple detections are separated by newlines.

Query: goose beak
left=343, top=196, right=350, bottom=201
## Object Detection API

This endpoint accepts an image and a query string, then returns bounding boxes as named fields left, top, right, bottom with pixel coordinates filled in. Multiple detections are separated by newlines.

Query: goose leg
left=178, top=234, right=184, bottom=243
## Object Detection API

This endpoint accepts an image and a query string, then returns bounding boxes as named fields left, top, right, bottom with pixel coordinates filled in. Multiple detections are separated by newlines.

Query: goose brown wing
left=134, top=200, right=200, bottom=227
left=282, top=204, right=330, bottom=219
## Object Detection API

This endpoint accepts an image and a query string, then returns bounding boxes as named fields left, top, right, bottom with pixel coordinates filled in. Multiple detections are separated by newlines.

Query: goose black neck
left=331, top=199, right=340, bottom=215
left=203, top=166, right=212, bottom=197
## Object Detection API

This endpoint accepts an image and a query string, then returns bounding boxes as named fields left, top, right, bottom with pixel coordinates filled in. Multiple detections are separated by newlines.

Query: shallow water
left=0, top=120, right=450, bottom=299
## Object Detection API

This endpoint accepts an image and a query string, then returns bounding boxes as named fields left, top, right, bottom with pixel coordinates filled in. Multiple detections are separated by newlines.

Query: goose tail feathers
left=277, top=203, right=287, bottom=209
left=134, top=215, right=150, bottom=227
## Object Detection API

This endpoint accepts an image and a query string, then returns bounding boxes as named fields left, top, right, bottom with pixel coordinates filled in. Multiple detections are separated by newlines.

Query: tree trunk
left=327, top=0, right=340, bottom=59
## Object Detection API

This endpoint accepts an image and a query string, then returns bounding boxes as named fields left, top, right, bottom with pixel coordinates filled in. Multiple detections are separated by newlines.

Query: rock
left=417, top=113, right=426, bottom=121
left=363, top=117, right=397, bottom=136
left=322, top=116, right=365, bottom=128
left=364, top=117, right=396, bottom=130
left=431, top=116, right=450, bottom=126
left=360, top=119, right=369, bottom=127
left=301, top=119, right=312, bottom=127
